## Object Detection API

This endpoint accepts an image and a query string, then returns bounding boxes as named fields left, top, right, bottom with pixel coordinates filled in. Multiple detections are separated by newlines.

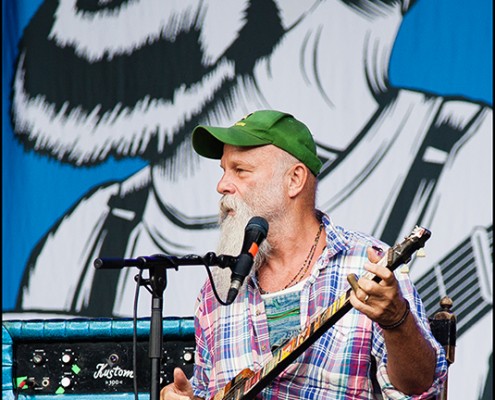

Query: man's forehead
left=222, top=143, right=281, bottom=158
left=220, top=144, right=286, bottom=169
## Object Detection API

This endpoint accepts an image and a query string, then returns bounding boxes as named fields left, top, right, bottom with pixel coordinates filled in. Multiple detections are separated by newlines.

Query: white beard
left=212, top=194, right=272, bottom=299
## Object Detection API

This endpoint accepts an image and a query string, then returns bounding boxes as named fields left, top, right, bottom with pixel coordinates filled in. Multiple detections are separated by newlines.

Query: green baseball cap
left=192, top=110, right=322, bottom=175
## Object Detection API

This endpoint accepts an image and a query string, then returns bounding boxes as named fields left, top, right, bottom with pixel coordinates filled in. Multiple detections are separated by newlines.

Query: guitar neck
left=214, top=227, right=430, bottom=400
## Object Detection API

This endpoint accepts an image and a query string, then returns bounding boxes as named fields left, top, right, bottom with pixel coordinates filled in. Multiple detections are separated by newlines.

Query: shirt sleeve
left=372, top=271, right=449, bottom=399
left=191, top=293, right=212, bottom=399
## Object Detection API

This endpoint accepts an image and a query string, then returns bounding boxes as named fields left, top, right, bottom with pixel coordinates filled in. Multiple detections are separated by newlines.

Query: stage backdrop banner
left=2, top=1, right=492, bottom=399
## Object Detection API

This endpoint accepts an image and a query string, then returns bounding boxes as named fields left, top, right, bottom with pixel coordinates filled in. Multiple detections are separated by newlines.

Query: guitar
left=212, top=226, right=431, bottom=400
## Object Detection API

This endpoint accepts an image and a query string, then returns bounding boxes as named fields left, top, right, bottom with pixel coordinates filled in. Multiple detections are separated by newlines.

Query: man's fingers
left=367, top=246, right=383, bottom=263
left=347, top=274, right=369, bottom=303
left=161, top=368, right=193, bottom=400
left=173, top=368, right=191, bottom=391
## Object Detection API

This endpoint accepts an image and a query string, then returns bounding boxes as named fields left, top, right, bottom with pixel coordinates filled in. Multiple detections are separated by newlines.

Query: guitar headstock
left=386, top=226, right=431, bottom=269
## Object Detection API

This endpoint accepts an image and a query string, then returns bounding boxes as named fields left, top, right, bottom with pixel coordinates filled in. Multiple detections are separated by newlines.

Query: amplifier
left=2, top=317, right=195, bottom=399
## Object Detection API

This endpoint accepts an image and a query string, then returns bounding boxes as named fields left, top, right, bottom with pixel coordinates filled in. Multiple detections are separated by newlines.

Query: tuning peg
left=416, top=248, right=426, bottom=257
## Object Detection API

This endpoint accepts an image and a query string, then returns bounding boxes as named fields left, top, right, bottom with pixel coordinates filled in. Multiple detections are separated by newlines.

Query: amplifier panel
left=3, top=318, right=195, bottom=398
left=14, top=338, right=194, bottom=394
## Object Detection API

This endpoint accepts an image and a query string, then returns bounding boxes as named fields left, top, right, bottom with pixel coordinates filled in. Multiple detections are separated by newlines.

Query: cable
left=202, top=263, right=233, bottom=306
left=133, top=269, right=144, bottom=400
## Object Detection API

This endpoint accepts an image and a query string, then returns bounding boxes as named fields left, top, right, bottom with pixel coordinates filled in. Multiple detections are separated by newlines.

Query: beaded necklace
left=258, top=223, right=324, bottom=295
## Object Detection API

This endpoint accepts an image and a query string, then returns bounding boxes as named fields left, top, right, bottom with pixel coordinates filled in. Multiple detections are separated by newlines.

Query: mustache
left=219, top=195, right=241, bottom=222
left=216, top=194, right=271, bottom=291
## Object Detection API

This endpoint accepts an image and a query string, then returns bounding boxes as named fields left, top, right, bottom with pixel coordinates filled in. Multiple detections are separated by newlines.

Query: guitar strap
left=78, top=183, right=149, bottom=316
left=379, top=101, right=485, bottom=246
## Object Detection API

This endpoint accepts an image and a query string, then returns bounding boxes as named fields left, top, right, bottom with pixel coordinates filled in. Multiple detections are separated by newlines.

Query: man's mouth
left=219, top=196, right=238, bottom=221
left=219, top=207, right=235, bottom=222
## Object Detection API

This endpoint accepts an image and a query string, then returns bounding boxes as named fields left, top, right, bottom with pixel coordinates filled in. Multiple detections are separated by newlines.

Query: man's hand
left=160, top=368, right=195, bottom=400
left=348, top=246, right=407, bottom=326
left=349, top=246, right=437, bottom=394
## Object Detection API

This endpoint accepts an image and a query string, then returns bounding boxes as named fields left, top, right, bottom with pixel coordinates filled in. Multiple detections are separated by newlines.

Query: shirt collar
left=320, top=211, right=350, bottom=259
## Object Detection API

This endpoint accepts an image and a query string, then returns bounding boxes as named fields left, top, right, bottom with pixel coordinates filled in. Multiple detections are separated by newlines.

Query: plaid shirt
left=192, top=214, right=448, bottom=399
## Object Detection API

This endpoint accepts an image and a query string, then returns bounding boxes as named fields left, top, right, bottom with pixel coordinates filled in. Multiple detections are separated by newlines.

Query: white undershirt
left=260, top=277, right=308, bottom=299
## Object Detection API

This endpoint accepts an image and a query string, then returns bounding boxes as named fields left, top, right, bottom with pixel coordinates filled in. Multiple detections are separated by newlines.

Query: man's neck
left=257, top=211, right=324, bottom=292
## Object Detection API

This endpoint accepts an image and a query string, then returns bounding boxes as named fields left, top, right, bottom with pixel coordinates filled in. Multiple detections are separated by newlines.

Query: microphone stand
left=148, top=258, right=166, bottom=400
left=93, top=253, right=236, bottom=400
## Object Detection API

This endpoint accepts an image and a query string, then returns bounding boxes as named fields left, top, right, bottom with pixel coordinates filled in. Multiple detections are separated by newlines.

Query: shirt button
left=261, top=345, right=267, bottom=351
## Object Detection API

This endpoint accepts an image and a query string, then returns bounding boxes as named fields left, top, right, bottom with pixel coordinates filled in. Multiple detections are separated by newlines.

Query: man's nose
left=217, top=173, right=235, bottom=195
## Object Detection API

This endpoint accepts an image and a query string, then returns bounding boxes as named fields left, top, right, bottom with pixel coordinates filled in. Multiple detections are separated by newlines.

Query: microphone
left=226, top=216, right=269, bottom=304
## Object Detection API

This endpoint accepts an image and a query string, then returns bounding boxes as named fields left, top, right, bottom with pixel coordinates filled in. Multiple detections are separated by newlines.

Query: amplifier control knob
left=108, top=353, right=120, bottom=365
left=62, top=354, right=72, bottom=364
left=33, top=354, right=44, bottom=365
left=60, top=377, right=72, bottom=388
left=183, top=352, right=193, bottom=362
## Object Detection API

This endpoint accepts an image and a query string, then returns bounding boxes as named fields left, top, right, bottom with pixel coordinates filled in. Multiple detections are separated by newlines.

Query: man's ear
left=287, top=163, right=308, bottom=198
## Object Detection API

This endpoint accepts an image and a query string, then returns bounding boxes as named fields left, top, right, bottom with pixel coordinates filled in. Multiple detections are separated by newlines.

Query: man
left=161, top=110, right=448, bottom=399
